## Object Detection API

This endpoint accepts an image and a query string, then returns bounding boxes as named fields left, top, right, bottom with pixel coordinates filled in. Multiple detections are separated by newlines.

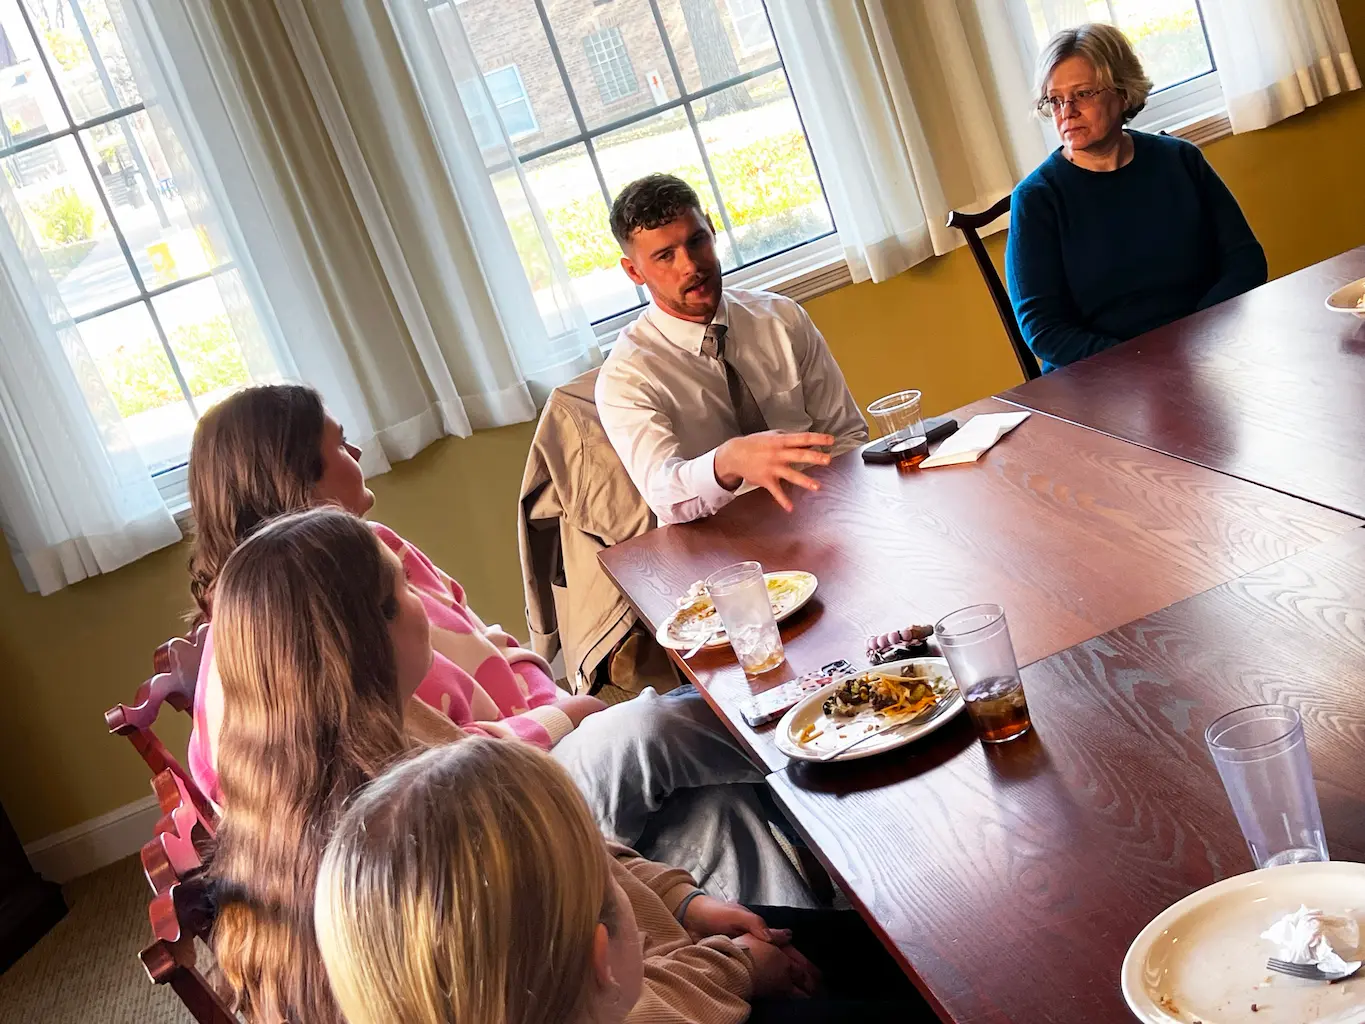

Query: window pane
left=485, top=64, right=524, bottom=105
left=1021, top=0, right=1214, bottom=93
left=658, top=0, right=779, bottom=95
left=3, top=134, right=138, bottom=316
left=77, top=300, right=195, bottom=473
left=152, top=277, right=258, bottom=408
left=80, top=112, right=224, bottom=288
left=698, top=70, right=831, bottom=265
left=541, top=0, right=677, bottom=129
left=0, top=4, right=67, bottom=141
left=594, top=105, right=738, bottom=270
left=440, top=1, right=578, bottom=158
left=584, top=27, right=639, bottom=106
left=22, top=0, right=142, bottom=122
left=511, top=143, right=640, bottom=322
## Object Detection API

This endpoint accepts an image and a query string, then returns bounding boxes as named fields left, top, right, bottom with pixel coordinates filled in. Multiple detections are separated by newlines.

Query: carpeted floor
left=0, top=856, right=196, bottom=1024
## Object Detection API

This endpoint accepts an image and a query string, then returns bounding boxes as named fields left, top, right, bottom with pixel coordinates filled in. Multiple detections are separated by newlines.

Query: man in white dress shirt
left=596, top=174, right=868, bottom=526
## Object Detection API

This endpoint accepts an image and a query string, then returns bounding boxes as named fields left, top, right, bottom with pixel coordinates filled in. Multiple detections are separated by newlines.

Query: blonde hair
left=209, top=507, right=423, bottom=1024
left=315, top=739, right=616, bottom=1024
left=1035, top=23, right=1153, bottom=122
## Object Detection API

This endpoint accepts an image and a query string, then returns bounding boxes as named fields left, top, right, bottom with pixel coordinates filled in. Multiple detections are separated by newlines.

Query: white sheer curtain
left=273, top=0, right=599, bottom=417
left=767, top=0, right=1048, bottom=283
left=0, top=179, right=180, bottom=595
left=1200, top=0, right=1360, bottom=133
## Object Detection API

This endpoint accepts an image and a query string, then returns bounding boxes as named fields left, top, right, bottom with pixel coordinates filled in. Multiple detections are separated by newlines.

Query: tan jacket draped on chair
left=518, top=369, right=678, bottom=697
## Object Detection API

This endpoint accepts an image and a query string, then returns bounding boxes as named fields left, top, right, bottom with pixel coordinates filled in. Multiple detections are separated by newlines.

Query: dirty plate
left=1122, top=860, right=1365, bottom=1024
left=656, top=571, right=817, bottom=651
left=774, top=657, right=963, bottom=763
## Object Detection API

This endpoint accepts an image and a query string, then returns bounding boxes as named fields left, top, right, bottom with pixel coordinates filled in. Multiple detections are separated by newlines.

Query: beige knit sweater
left=611, top=844, right=755, bottom=1024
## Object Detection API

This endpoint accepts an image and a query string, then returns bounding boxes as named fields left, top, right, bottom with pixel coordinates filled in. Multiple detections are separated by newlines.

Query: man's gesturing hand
left=713, top=431, right=835, bottom=512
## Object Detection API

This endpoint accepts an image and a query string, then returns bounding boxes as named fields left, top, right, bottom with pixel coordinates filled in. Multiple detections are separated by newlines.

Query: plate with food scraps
left=656, top=571, right=818, bottom=651
left=1324, top=277, right=1365, bottom=319
left=1122, top=860, right=1365, bottom=1024
left=773, top=657, right=963, bottom=763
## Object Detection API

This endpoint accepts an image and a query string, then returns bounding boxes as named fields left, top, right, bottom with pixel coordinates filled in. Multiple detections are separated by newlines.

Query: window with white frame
left=584, top=27, right=639, bottom=105
left=0, top=0, right=277, bottom=489
left=725, top=0, right=769, bottom=57
left=1016, top=0, right=1222, bottom=133
left=442, top=0, right=834, bottom=326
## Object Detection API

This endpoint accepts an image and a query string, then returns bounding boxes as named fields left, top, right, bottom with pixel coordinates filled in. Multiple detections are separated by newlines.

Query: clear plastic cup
left=1205, top=705, right=1328, bottom=868
left=705, top=561, right=784, bottom=676
left=867, top=390, right=927, bottom=467
left=935, top=604, right=1031, bottom=744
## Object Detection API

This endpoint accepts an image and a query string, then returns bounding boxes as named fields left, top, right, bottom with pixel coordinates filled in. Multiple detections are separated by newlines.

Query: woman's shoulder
left=1131, top=129, right=1203, bottom=165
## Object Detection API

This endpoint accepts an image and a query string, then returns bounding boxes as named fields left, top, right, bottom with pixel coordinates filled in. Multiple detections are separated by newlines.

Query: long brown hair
left=187, top=383, right=326, bottom=620
left=315, top=739, right=615, bottom=1024
left=209, top=507, right=420, bottom=1024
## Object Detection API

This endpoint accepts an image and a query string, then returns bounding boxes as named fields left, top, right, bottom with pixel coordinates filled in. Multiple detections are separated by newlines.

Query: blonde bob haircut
left=1035, top=23, right=1153, bottom=123
left=314, top=738, right=619, bottom=1024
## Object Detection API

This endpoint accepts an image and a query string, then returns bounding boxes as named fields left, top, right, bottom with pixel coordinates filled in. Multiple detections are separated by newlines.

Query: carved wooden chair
left=946, top=196, right=1043, bottom=381
left=138, top=768, right=234, bottom=1022
left=140, top=877, right=235, bottom=1024
left=105, top=624, right=218, bottom=825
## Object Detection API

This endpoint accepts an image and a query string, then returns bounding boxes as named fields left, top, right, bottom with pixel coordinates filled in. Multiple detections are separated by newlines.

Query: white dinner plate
left=1324, top=278, right=1365, bottom=319
left=655, top=571, right=818, bottom=652
left=773, top=657, right=963, bottom=762
left=1122, top=860, right=1365, bottom=1024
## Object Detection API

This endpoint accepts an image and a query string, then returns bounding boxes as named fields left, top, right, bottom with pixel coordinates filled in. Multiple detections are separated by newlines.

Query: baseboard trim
left=23, top=796, right=160, bottom=884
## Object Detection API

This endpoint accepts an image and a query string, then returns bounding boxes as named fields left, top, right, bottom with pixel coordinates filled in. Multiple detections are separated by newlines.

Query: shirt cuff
left=682, top=448, right=737, bottom=513
left=522, top=705, right=575, bottom=746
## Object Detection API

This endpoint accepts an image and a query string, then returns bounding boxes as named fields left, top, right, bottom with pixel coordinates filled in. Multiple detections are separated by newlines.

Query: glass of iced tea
left=934, top=604, right=1031, bottom=743
left=705, top=561, right=785, bottom=676
left=867, top=390, right=928, bottom=467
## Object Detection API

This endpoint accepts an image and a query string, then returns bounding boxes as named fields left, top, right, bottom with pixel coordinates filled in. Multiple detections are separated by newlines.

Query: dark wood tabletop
left=769, top=526, right=1365, bottom=1024
left=1001, top=246, right=1365, bottom=517
left=598, top=397, right=1357, bottom=771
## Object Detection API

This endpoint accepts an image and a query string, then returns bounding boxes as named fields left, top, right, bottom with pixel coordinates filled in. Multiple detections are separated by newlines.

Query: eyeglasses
left=1036, top=87, right=1112, bottom=116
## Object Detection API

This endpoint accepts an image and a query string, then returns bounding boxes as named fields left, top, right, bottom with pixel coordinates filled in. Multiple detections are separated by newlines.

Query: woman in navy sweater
left=1005, top=23, right=1267, bottom=374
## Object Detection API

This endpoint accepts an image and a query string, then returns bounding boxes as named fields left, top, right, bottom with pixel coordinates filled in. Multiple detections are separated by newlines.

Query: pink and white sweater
left=187, top=522, right=575, bottom=805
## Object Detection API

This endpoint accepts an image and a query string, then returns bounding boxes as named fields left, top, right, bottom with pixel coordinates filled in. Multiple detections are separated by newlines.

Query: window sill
left=1165, top=109, right=1233, bottom=147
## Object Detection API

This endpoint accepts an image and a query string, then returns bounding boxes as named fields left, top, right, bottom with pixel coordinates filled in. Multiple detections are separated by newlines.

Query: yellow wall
left=5, top=23, right=1365, bottom=845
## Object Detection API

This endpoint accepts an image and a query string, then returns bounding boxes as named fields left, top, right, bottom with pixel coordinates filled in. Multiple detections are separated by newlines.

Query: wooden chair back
left=945, top=196, right=1043, bottom=381
left=142, top=770, right=216, bottom=896
left=138, top=768, right=234, bottom=1022
left=140, top=877, right=235, bottom=1024
left=106, top=624, right=217, bottom=824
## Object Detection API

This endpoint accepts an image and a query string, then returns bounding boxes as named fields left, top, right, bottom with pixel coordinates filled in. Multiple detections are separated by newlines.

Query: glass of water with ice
left=705, top=561, right=785, bottom=676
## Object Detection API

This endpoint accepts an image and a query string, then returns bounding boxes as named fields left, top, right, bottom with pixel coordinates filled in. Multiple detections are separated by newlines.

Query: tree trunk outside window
left=680, top=0, right=754, bottom=116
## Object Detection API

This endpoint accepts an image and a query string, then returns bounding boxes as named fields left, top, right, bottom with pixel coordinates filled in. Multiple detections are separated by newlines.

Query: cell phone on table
left=861, top=414, right=958, bottom=464
left=736, top=659, right=856, bottom=727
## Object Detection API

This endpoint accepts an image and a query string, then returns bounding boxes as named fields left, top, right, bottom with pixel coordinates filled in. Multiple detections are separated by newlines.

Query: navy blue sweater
left=1005, top=131, right=1266, bottom=373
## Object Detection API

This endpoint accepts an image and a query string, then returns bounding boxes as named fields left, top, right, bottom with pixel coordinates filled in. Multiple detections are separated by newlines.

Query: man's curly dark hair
left=609, top=173, right=705, bottom=247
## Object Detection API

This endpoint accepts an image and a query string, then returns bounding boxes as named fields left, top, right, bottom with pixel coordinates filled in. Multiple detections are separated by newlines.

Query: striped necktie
left=701, top=323, right=768, bottom=436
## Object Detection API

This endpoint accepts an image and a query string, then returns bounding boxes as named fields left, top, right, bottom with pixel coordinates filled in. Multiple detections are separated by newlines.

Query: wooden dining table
left=769, top=526, right=1365, bottom=1023
left=598, top=396, right=1357, bottom=771
left=595, top=245, right=1365, bottom=1022
left=1001, top=246, right=1365, bottom=517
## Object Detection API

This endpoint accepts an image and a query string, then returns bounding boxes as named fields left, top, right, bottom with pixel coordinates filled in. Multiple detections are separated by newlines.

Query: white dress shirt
left=595, top=287, right=868, bottom=525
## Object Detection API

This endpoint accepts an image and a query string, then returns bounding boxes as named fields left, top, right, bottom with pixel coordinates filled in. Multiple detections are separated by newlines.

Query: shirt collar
left=645, top=293, right=729, bottom=356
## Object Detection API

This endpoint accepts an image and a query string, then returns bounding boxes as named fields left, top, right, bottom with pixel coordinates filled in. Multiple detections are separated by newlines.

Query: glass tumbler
left=867, top=390, right=927, bottom=467
left=705, top=561, right=785, bottom=676
left=1206, top=705, right=1328, bottom=868
left=935, top=604, right=1032, bottom=743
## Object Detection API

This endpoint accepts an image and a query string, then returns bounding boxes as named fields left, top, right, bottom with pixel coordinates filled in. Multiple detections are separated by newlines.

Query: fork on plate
left=1266, top=957, right=1363, bottom=983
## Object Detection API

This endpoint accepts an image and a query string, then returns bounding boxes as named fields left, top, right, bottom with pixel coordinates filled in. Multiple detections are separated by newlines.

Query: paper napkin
left=920, top=411, right=1030, bottom=468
